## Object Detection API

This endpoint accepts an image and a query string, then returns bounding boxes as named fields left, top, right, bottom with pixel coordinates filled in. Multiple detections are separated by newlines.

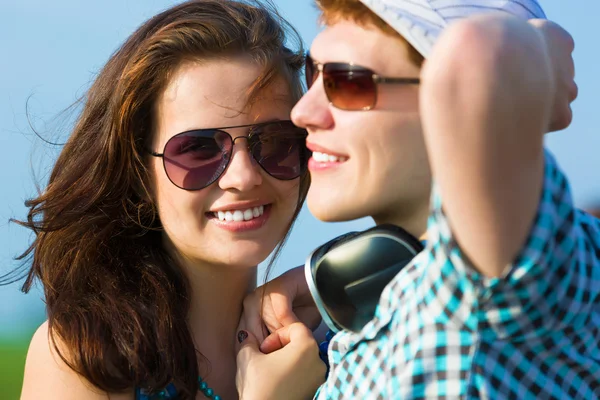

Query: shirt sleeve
left=426, top=148, right=600, bottom=337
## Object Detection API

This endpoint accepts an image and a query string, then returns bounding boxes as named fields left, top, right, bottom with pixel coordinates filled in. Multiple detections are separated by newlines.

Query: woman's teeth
left=215, top=206, right=265, bottom=222
left=312, top=151, right=348, bottom=163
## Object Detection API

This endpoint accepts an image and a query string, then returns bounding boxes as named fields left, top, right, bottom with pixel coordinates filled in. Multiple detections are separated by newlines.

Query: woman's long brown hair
left=4, top=1, right=308, bottom=398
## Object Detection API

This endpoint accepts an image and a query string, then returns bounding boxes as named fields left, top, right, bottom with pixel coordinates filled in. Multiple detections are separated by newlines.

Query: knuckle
left=242, top=293, right=257, bottom=309
left=273, top=304, right=289, bottom=319
left=301, top=338, right=318, bottom=354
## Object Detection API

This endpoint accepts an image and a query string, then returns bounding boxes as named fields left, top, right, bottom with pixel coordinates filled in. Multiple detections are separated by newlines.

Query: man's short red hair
left=317, top=0, right=425, bottom=67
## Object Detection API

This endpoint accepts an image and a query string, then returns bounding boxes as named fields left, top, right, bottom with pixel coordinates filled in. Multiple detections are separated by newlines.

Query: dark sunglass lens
left=249, top=122, right=308, bottom=180
left=163, top=130, right=231, bottom=190
left=323, top=66, right=376, bottom=111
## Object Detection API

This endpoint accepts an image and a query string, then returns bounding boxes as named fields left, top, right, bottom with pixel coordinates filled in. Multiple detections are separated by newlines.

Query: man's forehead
left=309, top=20, right=417, bottom=74
left=310, top=21, right=388, bottom=63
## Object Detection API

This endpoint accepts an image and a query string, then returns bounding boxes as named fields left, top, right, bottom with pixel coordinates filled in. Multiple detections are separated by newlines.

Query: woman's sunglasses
left=148, top=120, right=309, bottom=191
left=305, top=53, right=420, bottom=111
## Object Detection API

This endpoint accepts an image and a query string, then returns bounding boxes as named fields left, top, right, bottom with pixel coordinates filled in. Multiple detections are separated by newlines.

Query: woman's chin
left=209, top=245, right=272, bottom=270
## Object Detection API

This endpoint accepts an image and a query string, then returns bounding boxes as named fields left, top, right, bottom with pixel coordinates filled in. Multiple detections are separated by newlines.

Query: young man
left=236, top=0, right=600, bottom=398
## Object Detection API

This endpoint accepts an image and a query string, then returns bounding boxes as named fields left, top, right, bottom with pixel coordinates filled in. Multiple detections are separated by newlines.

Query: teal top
left=135, top=330, right=333, bottom=399
left=136, top=377, right=221, bottom=399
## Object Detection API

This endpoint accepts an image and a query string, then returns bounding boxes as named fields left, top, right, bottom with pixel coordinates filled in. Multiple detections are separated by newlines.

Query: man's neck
left=372, top=202, right=429, bottom=241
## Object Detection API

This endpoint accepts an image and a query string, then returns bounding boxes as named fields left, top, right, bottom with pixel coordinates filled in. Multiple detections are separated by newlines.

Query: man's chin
left=307, top=197, right=368, bottom=223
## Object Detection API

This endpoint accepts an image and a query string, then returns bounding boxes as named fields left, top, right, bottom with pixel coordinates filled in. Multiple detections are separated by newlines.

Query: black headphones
left=305, top=224, right=424, bottom=333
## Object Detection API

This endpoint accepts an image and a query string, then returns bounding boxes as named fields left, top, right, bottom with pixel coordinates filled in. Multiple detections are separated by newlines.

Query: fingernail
left=237, top=330, right=248, bottom=343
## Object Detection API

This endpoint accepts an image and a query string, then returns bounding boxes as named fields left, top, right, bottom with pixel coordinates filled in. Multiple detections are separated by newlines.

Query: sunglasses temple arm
left=374, top=77, right=421, bottom=84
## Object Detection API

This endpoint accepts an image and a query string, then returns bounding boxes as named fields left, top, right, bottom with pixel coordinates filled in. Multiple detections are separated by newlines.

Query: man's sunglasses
left=148, top=120, right=309, bottom=191
left=305, top=53, right=420, bottom=111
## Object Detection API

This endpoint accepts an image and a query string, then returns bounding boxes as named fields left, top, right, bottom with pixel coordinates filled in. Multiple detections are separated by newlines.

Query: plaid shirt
left=316, top=150, right=600, bottom=399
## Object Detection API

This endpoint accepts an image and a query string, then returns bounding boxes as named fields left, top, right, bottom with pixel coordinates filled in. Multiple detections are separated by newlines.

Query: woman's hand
left=236, top=322, right=326, bottom=400
left=240, top=266, right=322, bottom=353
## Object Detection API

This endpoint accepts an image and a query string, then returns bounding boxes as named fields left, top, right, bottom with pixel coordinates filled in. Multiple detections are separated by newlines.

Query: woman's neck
left=186, top=260, right=256, bottom=348
left=181, top=256, right=257, bottom=399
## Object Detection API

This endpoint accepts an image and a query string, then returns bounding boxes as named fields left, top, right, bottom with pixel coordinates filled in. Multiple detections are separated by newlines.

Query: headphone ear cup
left=307, top=224, right=424, bottom=333
left=319, top=231, right=361, bottom=254
left=358, top=224, right=424, bottom=253
left=325, top=224, right=423, bottom=257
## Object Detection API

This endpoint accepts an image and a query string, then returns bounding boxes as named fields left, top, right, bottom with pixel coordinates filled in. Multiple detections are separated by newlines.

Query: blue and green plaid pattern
left=316, top=150, right=600, bottom=399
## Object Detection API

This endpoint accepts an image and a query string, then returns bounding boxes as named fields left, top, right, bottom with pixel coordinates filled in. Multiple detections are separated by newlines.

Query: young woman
left=12, top=1, right=324, bottom=398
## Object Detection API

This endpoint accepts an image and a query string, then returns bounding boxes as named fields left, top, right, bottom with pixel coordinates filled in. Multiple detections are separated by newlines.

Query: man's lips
left=306, top=141, right=349, bottom=159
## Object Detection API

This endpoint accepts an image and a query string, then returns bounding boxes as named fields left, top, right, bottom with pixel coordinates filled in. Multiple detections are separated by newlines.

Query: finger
left=235, top=329, right=262, bottom=361
left=259, top=331, right=285, bottom=354
left=238, top=311, right=267, bottom=346
left=273, top=322, right=316, bottom=350
left=530, top=19, right=574, bottom=51
left=528, top=19, right=576, bottom=132
left=235, top=330, right=262, bottom=397
left=261, top=293, right=285, bottom=334
left=241, top=293, right=268, bottom=343
left=286, top=322, right=318, bottom=350
left=270, top=291, right=301, bottom=327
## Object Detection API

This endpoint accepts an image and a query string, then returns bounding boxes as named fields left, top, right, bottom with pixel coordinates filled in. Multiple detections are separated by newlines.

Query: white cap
left=358, top=0, right=546, bottom=57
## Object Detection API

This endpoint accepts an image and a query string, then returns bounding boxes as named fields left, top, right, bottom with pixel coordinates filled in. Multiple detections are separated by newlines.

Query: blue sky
left=0, top=0, right=598, bottom=338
